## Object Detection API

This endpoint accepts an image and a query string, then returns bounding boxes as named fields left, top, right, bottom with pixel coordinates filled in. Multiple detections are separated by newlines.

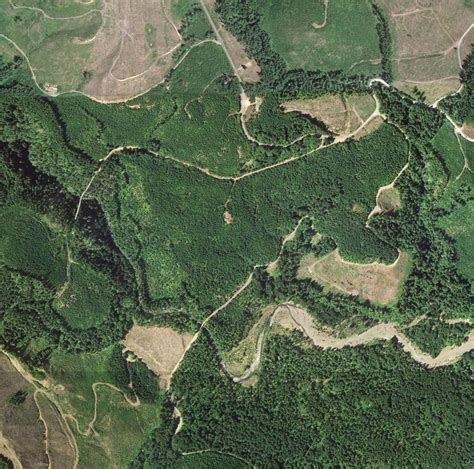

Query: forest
left=0, top=0, right=473, bottom=466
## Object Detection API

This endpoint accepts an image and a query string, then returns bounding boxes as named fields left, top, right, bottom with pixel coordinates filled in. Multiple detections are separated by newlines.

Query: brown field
left=222, top=304, right=275, bottom=377
left=297, top=250, right=411, bottom=305
left=202, top=0, right=260, bottom=82
left=0, top=354, right=48, bottom=468
left=123, top=325, right=193, bottom=388
left=83, top=0, right=182, bottom=101
left=462, top=123, right=474, bottom=139
left=35, top=393, right=76, bottom=469
left=283, top=94, right=377, bottom=135
left=378, top=0, right=474, bottom=98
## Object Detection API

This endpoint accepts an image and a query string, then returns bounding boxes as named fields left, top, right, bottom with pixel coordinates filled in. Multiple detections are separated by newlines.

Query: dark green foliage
left=108, top=345, right=131, bottom=392
left=173, top=452, right=249, bottom=468
left=246, top=94, right=322, bottom=144
left=215, top=0, right=370, bottom=96
left=165, top=333, right=474, bottom=467
left=129, top=397, right=178, bottom=468
left=129, top=360, right=161, bottom=404
left=439, top=46, right=474, bottom=125
left=405, top=319, right=472, bottom=357
left=0, top=454, right=13, bottom=469
left=8, top=389, right=28, bottom=406
left=371, top=1, right=393, bottom=82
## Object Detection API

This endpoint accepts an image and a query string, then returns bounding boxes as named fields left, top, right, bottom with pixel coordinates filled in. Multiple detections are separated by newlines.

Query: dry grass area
left=123, top=325, right=193, bottom=388
left=379, top=0, right=474, bottom=98
left=35, top=393, right=76, bottom=469
left=0, top=354, right=48, bottom=468
left=462, top=123, right=474, bottom=139
left=283, top=94, right=377, bottom=135
left=83, top=0, right=182, bottom=101
left=297, top=250, right=411, bottom=305
left=222, top=304, right=275, bottom=377
left=202, top=0, right=260, bottom=82
left=378, top=187, right=401, bottom=212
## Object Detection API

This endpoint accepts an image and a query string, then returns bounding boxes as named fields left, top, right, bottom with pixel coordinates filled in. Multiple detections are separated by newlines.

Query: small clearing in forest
left=297, top=250, right=411, bottom=305
left=123, top=325, right=193, bottom=388
left=282, top=94, right=378, bottom=136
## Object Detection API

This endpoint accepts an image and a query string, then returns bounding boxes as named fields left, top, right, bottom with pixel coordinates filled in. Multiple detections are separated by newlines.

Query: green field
left=0, top=3, right=101, bottom=91
left=431, top=121, right=465, bottom=182
left=256, top=0, right=381, bottom=73
left=12, top=0, right=102, bottom=18
left=0, top=205, right=66, bottom=287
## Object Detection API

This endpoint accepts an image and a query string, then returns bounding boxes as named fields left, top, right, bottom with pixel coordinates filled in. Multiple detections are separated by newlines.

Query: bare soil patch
left=123, top=325, right=193, bottom=388
left=378, top=187, right=401, bottom=212
left=0, top=354, right=48, bottom=468
left=83, top=0, right=182, bottom=101
left=297, top=250, right=411, bottom=305
left=462, top=123, right=474, bottom=139
left=379, top=0, right=474, bottom=85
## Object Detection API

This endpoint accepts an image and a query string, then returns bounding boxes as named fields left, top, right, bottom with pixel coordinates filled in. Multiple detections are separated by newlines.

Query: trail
left=8, top=0, right=102, bottom=20
left=225, top=304, right=474, bottom=382
left=167, top=216, right=310, bottom=391
left=312, top=0, right=329, bottom=29
left=454, top=132, right=473, bottom=181
left=74, top=146, right=138, bottom=220
left=198, top=0, right=242, bottom=83
left=66, top=382, right=140, bottom=437
left=366, top=161, right=409, bottom=223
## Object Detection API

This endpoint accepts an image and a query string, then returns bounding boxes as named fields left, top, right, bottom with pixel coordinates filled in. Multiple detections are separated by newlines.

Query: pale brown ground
left=83, top=0, right=182, bottom=101
left=123, top=325, right=193, bottom=388
left=222, top=304, right=275, bottom=377
left=35, top=392, right=76, bottom=469
left=378, top=187, right=401, bottom=211
left=273, top=304, right=474, bottom=367
left=378, top=0, right=474, bottom=101
left=201, top=0, right=260, bottom=82
left=297, top=250, right=411, bottom=306
left=0, top=354, right=48, bottom=468
left=282, top=94, right=378, bottom=136
left=462, top=123, right=474, bottom=139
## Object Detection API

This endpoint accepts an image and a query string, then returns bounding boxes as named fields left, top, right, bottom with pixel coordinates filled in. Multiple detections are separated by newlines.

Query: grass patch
left=431, top=121, right=465, bottom=181
left=256, top=0, right=381, bottom=73
left=0, top=205, right=66, bottom=287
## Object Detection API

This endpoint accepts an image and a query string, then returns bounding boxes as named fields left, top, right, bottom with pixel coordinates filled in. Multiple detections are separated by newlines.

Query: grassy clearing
left=47, top=347, right=125, bottom=428
left=74, top=385, right=160, bottom=468
left=283, top=94, right=376, bottom=135
left=378, top=187, right=401, bottom=212
left=297, top=250, right=411, bottom=306
left=431, top=121, right=465, bottom=181
left=53, top=263, right=112, bottom=330
left=0, top=205, right=66, bottom=288
left=13, top=0, right=102, bottom=17
left=257, top=0, right=381, bottom=73
left=0, top=3, right=101, bottom=91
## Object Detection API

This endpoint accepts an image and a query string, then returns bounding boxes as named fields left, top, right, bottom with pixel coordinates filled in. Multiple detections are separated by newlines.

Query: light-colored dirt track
left=226, top=304, right=473, bottom=383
